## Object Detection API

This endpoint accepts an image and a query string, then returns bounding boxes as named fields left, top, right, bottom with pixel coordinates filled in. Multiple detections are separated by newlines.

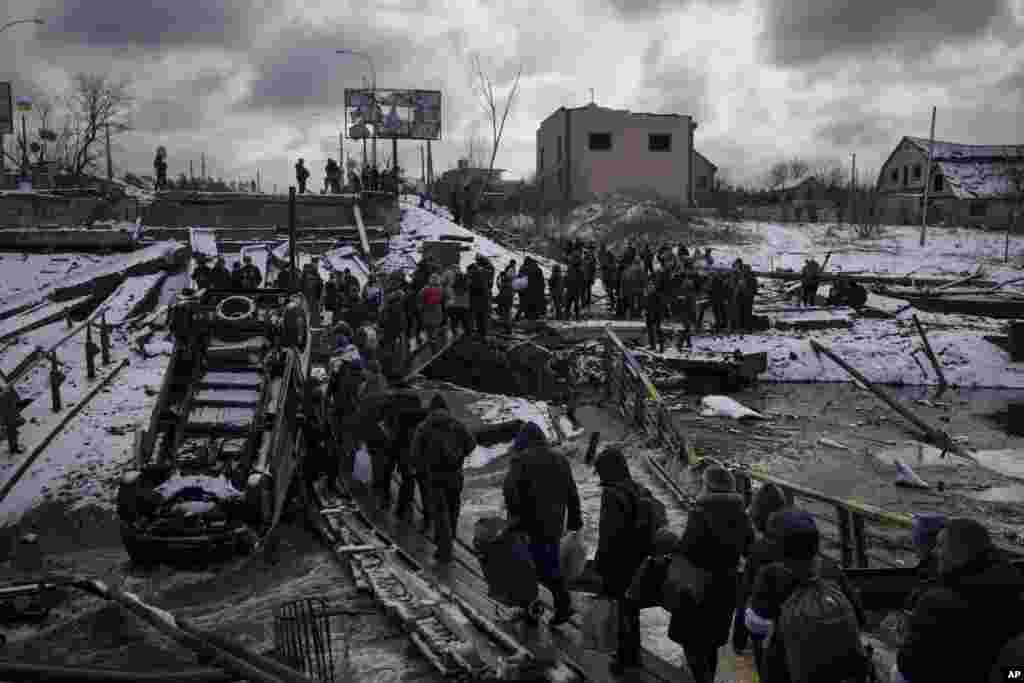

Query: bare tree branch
left=469, top=55, right=523, bottom=212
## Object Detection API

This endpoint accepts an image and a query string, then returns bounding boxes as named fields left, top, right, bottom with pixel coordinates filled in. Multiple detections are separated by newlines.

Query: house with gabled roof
left=876, top=136, right=1024, bottom=228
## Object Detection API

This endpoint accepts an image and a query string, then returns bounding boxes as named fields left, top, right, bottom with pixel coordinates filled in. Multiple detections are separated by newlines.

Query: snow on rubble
left=381, top=197, right=561, bottom=279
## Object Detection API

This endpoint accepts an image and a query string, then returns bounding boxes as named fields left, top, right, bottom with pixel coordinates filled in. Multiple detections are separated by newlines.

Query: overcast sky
left=2, top=0, right=1022, bottom=193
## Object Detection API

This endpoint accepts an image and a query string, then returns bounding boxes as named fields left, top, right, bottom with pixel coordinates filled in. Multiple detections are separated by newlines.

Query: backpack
left=627, top=484, right=668, bottom=553
left=778, top=578, right=869, bottom=683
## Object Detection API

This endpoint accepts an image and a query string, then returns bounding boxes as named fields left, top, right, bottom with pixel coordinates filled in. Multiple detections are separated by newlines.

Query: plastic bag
left=581, top=597, right=619, bottom=653
left=560, top=531, right=587, bottom=584
left=353, top=443, right=372, bottom=484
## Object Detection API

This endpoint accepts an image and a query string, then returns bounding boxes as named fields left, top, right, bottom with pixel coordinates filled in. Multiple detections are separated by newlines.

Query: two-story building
left=535, top=103, right=699, bottom=210
left=876, top=136, right=1024, bottom=228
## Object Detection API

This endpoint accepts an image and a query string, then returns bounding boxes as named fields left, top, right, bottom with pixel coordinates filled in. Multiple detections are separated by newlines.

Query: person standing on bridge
left=240, top=256, right=262, bottom=290
left=408, top=394, right=476, bottom=563
left=502, top=421, right=582, bottom=626
left=295, top=158, right=310, bottom=194
left=210, top=257, right=232, bottom=290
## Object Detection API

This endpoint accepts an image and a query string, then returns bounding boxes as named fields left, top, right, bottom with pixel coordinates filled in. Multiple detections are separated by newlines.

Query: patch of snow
left=464, top=395, right=560, bottom=443
left=155, top=474, right=244, bottom=501
left=465, top=442, right=513, bottom=469
left=102, top=272, right=167, bottom=325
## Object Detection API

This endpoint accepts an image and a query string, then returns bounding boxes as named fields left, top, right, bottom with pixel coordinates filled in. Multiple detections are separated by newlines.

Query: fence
left=601, top=327, right=1022, bottom=568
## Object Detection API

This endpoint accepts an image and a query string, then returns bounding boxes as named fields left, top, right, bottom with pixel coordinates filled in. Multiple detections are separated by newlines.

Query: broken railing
left=600, top=326, right=1024, bottom=569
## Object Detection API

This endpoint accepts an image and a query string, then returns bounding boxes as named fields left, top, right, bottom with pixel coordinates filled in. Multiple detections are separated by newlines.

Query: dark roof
left=694, top=150, right=717, bottom=171
left=904, top=136, right=1024, bottom=161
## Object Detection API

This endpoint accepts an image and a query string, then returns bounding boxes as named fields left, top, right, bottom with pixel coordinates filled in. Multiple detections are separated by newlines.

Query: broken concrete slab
left=0, top=241, right=188, bottom=322
left=103, top=272, right=169, bottom=326
left=770, top=307, right=854, bottom=331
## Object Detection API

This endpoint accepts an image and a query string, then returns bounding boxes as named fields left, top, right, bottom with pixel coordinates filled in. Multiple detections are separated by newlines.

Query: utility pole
left=200, top=153, right=206, bottom=180
left=420, top=144, right=425, bottom=183
left=105, top=123, right=113, bottom=181
left=920, top=106, right=936, bottom=247
left=189, top=159, right=194, bottom=182
left=590, top=88, right=595, bottom=104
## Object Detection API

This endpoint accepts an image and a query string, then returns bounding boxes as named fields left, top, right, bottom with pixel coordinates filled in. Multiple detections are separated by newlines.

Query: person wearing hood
left=408, top=394, right=477, bottom=563
left=502, top=421, right=582, bottom=625
left=895, top=518, right=1024, bottom=683
left=734, top=482, right=790, bottom=659
left=594, top=446, right=648, bottom=674
left=668, top=465, right=754, bottom=683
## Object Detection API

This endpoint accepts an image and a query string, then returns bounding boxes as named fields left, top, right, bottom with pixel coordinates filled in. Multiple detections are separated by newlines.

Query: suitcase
left=473, top=517, right=539, bottom=608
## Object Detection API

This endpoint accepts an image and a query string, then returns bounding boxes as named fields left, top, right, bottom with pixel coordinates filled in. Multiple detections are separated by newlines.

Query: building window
left=557, top=136, right=562, bottom=163
left=913, top=164, right=922, bottom=179
left=697, top=175, right=708, bottom=189
left=970, top=201, right=987, bottom=217
left=933, top=174, right=943, bottom=192
left=539, top=148, right=544, bottom=171
left=648, top=134, right=672, bottom=152
left=588, top=132, right=612, bottom=151
left=903, top=166, right=909, bottom=185
left=891, top=169, right=899, bottom=183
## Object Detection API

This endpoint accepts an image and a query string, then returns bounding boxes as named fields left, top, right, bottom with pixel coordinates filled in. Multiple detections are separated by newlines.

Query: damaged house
left=876, top=136, right=1024, bottom=228
left=535, top=103, right=701, bottom=211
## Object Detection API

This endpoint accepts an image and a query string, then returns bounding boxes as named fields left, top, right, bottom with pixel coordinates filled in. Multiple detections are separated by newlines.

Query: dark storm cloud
left=238, top=27, right=428, bottom=114
left=604, top=0, right=737, bottom=19
left=759, top=0, right=1010, bottom=67
left=639, top=38, right=712, bottom=122
left=38, top=0, right=280, bottom=51
left=815, top=117, right=894, bottom=149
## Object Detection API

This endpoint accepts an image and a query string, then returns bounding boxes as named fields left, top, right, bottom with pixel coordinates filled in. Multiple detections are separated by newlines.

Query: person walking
left=210, top=257, right=232, bottom=290
left=593, top=446, right=653, bottom=674
left=154, top=147, right=168, bottom=191
left=419, top=273, right=446, bottom=348
left=240, top=256, right=262, bottom=290
left=302, top=261, right=324, bottom=326
left=502, top=421, right=582, bottom=625
left=295, top=158, right=310, bottom=194
left=468, top=259, right=493, bottom=338
left=408, top=394, right=477, bottom=562
left=668, top=465, right=754, bottom=683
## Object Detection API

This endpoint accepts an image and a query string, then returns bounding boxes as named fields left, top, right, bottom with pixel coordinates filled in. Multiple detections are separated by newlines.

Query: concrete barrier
left=140, top=192, right=397, bottom=228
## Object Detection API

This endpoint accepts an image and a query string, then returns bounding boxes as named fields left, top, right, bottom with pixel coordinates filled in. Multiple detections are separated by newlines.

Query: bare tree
left=768, top=161, right=789, bottom=190
left=59, top=73, right=133, bottom=180
left=469, top=55, right=522, bottom=213
left=788, top=158, right=810, bottom=183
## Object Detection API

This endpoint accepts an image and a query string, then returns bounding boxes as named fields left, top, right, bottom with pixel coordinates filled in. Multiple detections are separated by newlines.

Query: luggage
left=581, top=597, right=619, bottom=653
left=473, top=517, right=538, bottom=607
left=559, top=531, right=587, bottom=584
left=661, top=552, right=711, bottom=611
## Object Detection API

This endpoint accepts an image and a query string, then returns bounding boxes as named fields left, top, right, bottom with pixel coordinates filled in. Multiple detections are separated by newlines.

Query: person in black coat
left=210, top=257, right=232, bottom=290
left=409, top=394, right=477, bottom=563
left=895, top=518, right=1024, bottom=683
left=668, top=465, right=754, bottom=683
left=734, top=482, right=790, bottom=656
left=594, top=446, right=648, bottom=673
left=502, top=421, right=582, bottom=624
left=745, top=508, right=866, bottom=683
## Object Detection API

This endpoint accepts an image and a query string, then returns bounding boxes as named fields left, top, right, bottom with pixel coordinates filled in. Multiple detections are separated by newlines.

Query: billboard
left=344, top=89, right=442, bottom=141
left=0, top=83, right=12, bottom=135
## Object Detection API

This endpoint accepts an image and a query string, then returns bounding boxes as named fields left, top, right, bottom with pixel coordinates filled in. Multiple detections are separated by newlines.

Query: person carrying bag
left=666, top=464, right=754, bottom=683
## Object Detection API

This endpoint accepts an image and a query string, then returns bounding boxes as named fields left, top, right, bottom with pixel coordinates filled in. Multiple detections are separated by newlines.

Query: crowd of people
left=294, top=157, right=404, bottom=195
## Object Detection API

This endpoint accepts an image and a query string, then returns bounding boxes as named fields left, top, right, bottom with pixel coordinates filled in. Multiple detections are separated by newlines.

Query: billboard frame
left=344, top=88, right=442, bottom=142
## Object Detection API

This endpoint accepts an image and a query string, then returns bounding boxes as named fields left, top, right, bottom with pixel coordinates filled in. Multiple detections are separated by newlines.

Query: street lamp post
left=0, top=18, right=44, bottom=179
left=336, top=49, right=377, bottom=172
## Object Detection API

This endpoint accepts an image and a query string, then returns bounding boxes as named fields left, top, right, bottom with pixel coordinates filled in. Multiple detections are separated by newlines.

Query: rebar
left=274, top=597, right=336, bottom=683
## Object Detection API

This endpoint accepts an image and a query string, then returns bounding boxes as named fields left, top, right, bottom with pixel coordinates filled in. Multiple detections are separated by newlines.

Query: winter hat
left=429, top=394, right=448, bottom=411
left=595, top=446, right=631, bottom=484
left=911, top=513, right=948, bottom=552
left=513, top=421, right=546, bottom=451
left=702, top=465, right=736, bottom=493
left=749, top=483, right=789, bottom=534
left=770, top=508, right=820, bottom=562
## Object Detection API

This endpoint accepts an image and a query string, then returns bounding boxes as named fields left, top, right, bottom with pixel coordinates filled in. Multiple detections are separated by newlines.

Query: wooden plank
left=0, top=295, right=93, bottom=343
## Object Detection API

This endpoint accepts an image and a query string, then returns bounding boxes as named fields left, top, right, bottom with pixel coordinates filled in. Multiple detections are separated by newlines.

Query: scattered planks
left=809, top=339, right=977, bottom=465
left=911, top=314, right=948, bottom=393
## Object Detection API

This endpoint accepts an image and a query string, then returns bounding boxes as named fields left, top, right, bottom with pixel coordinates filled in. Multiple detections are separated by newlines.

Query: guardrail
left=601, top=326, right=1021, bottom=568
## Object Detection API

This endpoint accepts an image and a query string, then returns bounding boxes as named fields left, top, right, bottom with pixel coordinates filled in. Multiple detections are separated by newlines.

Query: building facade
left=692, top=151, right=717, bottom=206
left=876, top=136, right=1024, bottom=228
left=536, top=104, right=698, bottom=209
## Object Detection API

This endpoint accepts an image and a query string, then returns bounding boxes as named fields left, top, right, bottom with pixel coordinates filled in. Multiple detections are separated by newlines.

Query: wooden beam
left=912, top=314, right=948, bottom=394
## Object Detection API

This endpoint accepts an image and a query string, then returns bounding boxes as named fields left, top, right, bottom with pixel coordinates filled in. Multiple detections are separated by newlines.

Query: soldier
left=240, top=256, right=262, bottom=290
left=192, top=255, right=212, bottom=290
left=800, top=257, right=821, bottom=307
left=295, top=158, right=310, bottom=194
left=302, top=261, right=324, bottom=325
left=1, top=381, right=23, bottom=455
left=210, top=257, right=232, bottom=290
